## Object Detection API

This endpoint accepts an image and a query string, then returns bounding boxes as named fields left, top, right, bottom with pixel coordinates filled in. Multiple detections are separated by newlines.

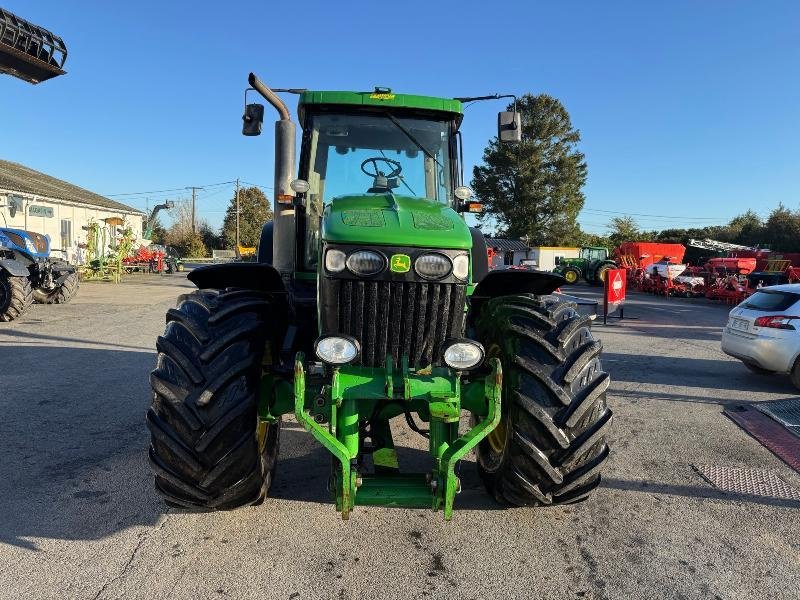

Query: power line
left=581, top=207, right=736, bottom=222
left=240, top=180, right=273, bottom=191
left=104, top=180, right=236, bottom=197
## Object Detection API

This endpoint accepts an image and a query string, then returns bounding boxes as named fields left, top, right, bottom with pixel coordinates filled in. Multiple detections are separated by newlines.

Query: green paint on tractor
left=145, top=76, right=613, bottom=521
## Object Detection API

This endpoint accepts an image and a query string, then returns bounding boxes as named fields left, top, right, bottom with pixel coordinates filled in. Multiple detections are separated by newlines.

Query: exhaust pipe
left=248, top=72, right=296, bottom=274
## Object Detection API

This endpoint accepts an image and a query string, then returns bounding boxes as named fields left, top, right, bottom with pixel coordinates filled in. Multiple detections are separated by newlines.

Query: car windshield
left=741, top=290, right=800, bottom=312
left=302, top=111, right=455, bottom=269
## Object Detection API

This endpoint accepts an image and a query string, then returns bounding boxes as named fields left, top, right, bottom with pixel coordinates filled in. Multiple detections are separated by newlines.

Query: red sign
left=604, top=268, right=627, bottom=319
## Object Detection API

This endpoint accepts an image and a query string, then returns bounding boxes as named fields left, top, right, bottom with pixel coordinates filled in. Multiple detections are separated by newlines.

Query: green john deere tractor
left=555, top=246, right=617, bottom=286
left=146, top=74, right=612, bottom=519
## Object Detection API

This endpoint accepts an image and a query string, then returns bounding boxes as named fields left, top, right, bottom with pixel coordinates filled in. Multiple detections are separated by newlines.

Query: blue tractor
left=0, top=227, right=79, bottom=321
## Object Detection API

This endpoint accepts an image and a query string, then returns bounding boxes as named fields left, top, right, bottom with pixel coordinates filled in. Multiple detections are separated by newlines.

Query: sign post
left=603, top=268, right=627, bottom=325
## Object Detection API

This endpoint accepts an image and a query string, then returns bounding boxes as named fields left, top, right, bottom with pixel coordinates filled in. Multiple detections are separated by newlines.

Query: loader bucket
left=0, top=8, right=67, bottom=84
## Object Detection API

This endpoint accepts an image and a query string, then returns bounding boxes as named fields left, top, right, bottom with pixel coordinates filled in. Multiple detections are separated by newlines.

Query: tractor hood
left=0, top=227, right=50, bottom=258
left=321, top=194, right=471, bottom=249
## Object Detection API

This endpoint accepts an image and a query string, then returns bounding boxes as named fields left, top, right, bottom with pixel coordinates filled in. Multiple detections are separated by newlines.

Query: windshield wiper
left=379, top=149, right=417, bottom=196
left=384, top=113, right=443, bottom=170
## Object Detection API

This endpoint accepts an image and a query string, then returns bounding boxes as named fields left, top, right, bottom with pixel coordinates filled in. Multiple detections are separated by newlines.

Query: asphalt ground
left=0, top=275, right=798, bottom=600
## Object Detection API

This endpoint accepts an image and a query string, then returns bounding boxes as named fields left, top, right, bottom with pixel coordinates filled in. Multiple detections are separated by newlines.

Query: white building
left=485, top=237, right=579, bottom=271
left=0, top=160, right=144, bottom=264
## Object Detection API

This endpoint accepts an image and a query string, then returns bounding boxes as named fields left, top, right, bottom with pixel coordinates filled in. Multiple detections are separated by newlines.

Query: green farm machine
left=555, top=246, right=617, bottom=285
left=146, top=74, right=612, bottom=519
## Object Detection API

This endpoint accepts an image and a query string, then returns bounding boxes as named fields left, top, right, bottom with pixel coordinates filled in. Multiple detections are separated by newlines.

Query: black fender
left=469, top=227, right=489, bottom=284
left=0, top=258, right=30, bottom=277
left=468, top=269, right=565, bottom=324
left=187, top=262, right=286, bottom=294
left=257, top=221, right=274, bottom=264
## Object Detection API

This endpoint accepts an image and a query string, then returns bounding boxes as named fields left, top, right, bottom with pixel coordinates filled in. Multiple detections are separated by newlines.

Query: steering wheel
left=360, top=157, right=402, bottom=178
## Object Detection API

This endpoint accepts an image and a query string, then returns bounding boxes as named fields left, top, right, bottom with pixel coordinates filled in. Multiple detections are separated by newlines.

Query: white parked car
left=721, top=284, right=800, bottom=389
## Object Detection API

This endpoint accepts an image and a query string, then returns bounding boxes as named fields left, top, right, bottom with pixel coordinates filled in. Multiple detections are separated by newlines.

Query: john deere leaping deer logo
left=390, top=254, right=411, bottom=273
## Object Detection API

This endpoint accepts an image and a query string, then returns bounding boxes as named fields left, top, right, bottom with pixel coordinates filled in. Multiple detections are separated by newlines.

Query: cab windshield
left=304, top=112, right=454, bottom=205
left=302, top=111, right=455, bottom=269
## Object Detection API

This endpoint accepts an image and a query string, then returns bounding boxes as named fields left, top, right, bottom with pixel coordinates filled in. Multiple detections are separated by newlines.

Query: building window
left=504, top=251, right=514, bottom=265
left=555, top=255, right=565, bottom=265
left=60, top=219, right=72, bottom=250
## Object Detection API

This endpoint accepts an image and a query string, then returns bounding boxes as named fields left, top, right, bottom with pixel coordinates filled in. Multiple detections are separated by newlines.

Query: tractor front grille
left=320, top=279, right=467, bottom=368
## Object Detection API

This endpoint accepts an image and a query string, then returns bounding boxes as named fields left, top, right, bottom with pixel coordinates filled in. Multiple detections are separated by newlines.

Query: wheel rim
left=484, top=343, right=508, bottom=456
left=565, top=270, right=578, bottom=283
left=487, top=419, right=507, bottom=454
left=598, top=268, right=609, bottom=282
left=256, top=420, right=269, bottom=451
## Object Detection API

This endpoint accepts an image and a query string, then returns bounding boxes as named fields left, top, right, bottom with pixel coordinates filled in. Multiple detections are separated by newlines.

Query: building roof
left=485, top=237, right=530, bottom=252
left=0, top=160, right=142, bottom=214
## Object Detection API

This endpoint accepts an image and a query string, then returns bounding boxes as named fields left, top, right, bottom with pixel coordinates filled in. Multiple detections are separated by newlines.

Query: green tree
left=727, top=210, right=763, bottom=247
left=221, top=186, right=273, bottom=248
left=763, top=204, right=800, bottom=252
left=472, top=94, right=587, bottom=246
left=607, top=216, right=639, bottom=247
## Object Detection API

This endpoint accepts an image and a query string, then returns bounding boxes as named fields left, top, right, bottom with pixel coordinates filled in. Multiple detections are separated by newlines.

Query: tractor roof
left=298, top=89, right=463, bottom=122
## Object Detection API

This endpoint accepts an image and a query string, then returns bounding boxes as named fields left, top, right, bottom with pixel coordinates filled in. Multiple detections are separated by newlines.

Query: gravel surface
left=0, top=276, right=798, bottom=600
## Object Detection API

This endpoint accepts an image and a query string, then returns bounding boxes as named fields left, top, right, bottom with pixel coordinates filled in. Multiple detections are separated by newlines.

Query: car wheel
left=791, top=358, right=800, bottom=390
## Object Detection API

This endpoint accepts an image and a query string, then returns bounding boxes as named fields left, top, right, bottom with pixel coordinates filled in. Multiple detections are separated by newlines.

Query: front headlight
left=442, top=339, right=485, bottom=370
left=415, top=253, right=452, bottom=280
left=315, top=335, right=360, bottom=365
left=346, top=250, right=385, bottom=276
left=325, top=249, right=346, bottom=273
left=452, top=254, right=469, bottom=280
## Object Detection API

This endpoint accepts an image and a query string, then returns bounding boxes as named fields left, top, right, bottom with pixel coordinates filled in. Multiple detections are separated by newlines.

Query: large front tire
left=33, top=271, right=79, bottom=304
left=147, top=289, right=280, bottom=509
left=475, top=294, right=612, bottom=506
left=0, top=273, right=33, bottom=322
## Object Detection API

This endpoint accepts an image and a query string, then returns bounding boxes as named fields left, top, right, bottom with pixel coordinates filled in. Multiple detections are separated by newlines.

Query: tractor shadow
left=0, top=344, right=167, bottom=550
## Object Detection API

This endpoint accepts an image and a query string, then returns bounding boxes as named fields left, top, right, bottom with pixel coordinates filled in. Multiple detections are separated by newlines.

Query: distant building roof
left=0, top=160, right=143, bottom=214
left=485, top=237, right=530, bottom=252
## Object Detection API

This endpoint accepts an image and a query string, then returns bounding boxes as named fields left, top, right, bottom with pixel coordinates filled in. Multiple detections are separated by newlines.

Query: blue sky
left=2, top=1, right=798, bottom=234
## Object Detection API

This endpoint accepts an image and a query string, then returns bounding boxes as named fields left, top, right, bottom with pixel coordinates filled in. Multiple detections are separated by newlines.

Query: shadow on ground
left=603, top=352, right=798, bottom=395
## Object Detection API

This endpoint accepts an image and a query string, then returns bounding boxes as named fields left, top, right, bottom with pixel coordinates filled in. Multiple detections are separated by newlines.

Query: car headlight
left=415, top=253, right=452, bottom=280
left=346, top=250, right=385, bottom=276
left=442, top=339, right=485, bottom=370
left=315, top=335, right=360, bottom=365
left=325, top=248, right=346, bottom=273
left=452, top=254, right=469, bottom=280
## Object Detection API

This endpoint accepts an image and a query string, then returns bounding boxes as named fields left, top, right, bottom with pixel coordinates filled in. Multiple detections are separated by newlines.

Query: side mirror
left=498, top=111, right=522, bottom=143
left=242, top=103, right=265, bottom=136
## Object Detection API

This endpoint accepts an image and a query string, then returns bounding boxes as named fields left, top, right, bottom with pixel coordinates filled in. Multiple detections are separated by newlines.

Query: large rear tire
left=33, top=271, right=79, bottom=304
left=0, top=273, right=33, bottom=322
left=147, top=289, right=280, bottom=509
left=593, top=264, right=613, bottom=286
left=475, top=294, right=612, bottom=506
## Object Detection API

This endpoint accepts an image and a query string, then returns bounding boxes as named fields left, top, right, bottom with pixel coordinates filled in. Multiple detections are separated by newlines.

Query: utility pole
left=235, top=178, right=240, bottom=249
left=186, top=186, right=203, bottom=234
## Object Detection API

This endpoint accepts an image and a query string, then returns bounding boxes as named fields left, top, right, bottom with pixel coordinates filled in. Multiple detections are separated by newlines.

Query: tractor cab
left=579, top=246, right=609, bottom=261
